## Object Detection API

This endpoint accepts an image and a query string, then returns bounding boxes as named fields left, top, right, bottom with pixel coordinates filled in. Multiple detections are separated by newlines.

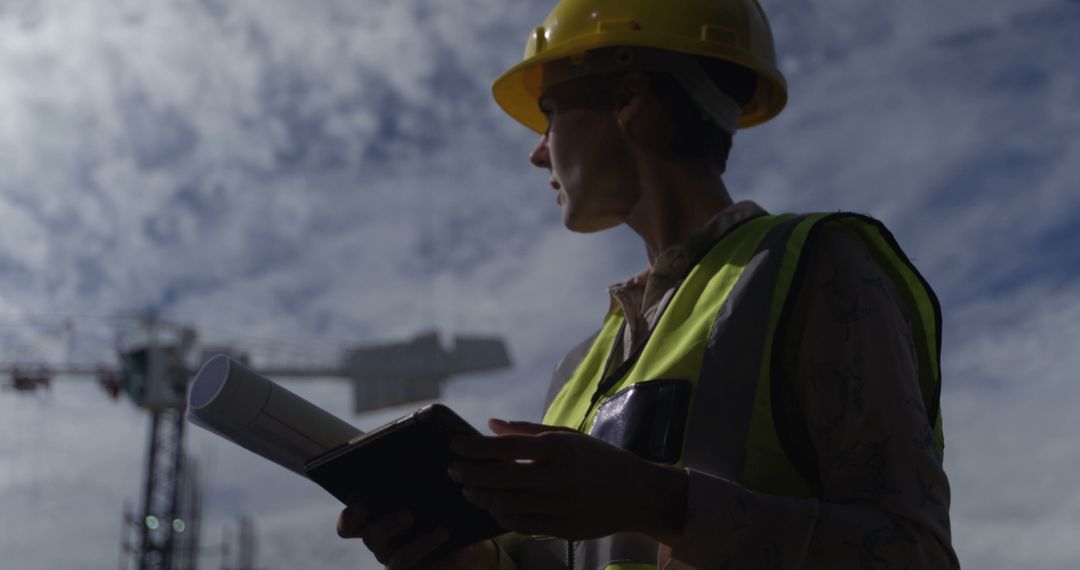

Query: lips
left=551, top=180, right=564, bottom=205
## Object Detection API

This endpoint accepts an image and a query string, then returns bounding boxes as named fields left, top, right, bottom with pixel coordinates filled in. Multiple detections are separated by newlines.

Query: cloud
left=0, top=0, right=1078, bottom=568
left=943, top=280, right=1080, bottom=568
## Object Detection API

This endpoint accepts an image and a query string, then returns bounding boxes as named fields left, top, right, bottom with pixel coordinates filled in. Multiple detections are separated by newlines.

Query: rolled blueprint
left=187, top=354, right=363, bottom=475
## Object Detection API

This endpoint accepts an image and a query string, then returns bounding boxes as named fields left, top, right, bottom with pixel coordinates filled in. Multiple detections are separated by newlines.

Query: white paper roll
left=187, top=354, right=363, bottom=475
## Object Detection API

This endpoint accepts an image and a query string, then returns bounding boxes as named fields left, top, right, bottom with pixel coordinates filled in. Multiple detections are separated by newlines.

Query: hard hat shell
left=492, top=0, right=788, bottom=134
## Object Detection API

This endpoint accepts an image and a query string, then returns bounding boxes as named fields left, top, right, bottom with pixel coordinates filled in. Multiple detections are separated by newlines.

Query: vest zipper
left=576, top=296, right=665, bottom=432
left=566, top=539, right=575, bottom=570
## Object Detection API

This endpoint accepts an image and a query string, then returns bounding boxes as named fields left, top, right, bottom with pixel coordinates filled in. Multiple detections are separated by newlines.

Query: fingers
left=487, top=418, right=575, bottom=435
left=337, top=504, right=368, bottom=538
left=447, top=459, right=555, bottom=490
left=461, top=487, right=572, bottom=517
left=487, top=513, right=561, bottom=536
left=451, top=432, right=571, bottom=461
left=364, top=510, right=414, bottom=564
left=386, top=527, right=450, bottom=570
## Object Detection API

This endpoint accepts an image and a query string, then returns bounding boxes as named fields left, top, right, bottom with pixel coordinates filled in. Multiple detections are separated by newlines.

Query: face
left=529, top=78, right=641, bottom=233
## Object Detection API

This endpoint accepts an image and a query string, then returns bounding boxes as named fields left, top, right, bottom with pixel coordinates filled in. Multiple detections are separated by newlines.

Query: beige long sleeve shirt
left=596, top=201, right=959, bottom=569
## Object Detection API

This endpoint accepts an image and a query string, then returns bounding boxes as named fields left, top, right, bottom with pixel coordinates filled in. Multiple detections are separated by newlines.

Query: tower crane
left=1, top=314, right=512, bottom=570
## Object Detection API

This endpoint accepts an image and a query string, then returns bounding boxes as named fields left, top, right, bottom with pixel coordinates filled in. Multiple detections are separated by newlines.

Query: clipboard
left=304, top=404, right=505, bottom=555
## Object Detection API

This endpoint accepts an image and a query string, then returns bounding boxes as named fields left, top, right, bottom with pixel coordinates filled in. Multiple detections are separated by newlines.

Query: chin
left=563, top=210, right=624, bottom=233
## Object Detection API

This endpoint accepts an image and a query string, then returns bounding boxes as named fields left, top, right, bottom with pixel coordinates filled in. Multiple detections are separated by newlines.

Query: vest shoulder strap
left=544, top=328, right=602, bottom=411
left=767, top=213, right=945, bottom=492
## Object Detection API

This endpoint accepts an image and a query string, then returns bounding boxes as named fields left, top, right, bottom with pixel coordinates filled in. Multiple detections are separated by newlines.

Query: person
left=337, top=0, right=959, bottom=568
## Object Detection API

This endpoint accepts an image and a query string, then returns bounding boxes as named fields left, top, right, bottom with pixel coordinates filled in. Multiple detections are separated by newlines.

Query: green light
left=172, top=519, right=186, bottom=533
left=144, top=516, right=160, bottom=530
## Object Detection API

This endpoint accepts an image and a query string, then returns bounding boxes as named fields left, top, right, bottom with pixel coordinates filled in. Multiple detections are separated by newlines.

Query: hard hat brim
left=492, top=30, right=788, bottom=135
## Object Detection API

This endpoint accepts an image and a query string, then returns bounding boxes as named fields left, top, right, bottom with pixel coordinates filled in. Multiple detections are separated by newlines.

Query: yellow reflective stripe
left=543, top=311, right=624, bottom=429
left=841, top=220, right=940, bottom=372
left=833, top=217, right=944, bottom=452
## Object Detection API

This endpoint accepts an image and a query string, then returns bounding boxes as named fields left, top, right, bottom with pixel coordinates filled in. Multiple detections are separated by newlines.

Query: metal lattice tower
left=1, top=314, right=511, bottom=570
left=137, top=409, right=188, bottom=570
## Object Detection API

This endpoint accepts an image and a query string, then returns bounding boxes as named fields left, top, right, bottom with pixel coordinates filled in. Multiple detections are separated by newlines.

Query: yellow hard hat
left=492, top=0, right=788, bottom=134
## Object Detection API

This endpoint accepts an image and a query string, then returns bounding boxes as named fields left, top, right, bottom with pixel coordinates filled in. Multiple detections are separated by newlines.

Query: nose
left=529, top=133, right=551, bottom=169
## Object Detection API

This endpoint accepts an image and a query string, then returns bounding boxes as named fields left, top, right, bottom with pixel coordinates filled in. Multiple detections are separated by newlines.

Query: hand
left=336, top=504, right=497, bottom=570
left=448, top=418, right=688, bottom=543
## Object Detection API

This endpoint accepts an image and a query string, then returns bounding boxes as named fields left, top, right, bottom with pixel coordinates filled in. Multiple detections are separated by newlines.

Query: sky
left=0, top=0, right=1078, bottom=568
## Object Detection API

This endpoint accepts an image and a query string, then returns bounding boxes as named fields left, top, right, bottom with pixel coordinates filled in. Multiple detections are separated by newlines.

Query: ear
left=614, top=71, right=653, bottom=129
left=614, top=72, right=672, bottom=153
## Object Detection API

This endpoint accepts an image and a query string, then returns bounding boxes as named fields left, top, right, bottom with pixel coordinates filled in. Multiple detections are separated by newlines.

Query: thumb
left=487, top=418, right=575, bottom=436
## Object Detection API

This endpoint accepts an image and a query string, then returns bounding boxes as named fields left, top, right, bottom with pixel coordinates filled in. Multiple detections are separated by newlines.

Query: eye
left=538, top=97, right=557, bottom=119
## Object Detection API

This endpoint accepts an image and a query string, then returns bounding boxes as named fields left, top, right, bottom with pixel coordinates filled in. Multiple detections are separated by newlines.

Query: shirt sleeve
left=665, top=222, right=959, bottom=569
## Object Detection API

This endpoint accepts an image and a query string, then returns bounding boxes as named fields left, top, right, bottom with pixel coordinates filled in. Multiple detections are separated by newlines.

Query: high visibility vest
left=513, top=213, right=944, bottom=570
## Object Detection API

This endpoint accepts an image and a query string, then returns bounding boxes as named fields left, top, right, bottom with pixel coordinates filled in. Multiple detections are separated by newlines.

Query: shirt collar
left=607, top=200, right=769, bottom=316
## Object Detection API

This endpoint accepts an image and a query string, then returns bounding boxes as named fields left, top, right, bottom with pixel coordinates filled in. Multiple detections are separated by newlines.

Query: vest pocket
left=588, top=379, right=691, bottom=464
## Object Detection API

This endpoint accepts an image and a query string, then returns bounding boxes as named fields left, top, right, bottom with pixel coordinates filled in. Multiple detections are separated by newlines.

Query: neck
left=625, top=154, right=735, bottom=265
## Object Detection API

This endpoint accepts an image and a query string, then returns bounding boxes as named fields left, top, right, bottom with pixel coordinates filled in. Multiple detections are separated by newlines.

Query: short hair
left=575, top=56, right=757, bottom=173
left=647, top=57, right=757, bottom=172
